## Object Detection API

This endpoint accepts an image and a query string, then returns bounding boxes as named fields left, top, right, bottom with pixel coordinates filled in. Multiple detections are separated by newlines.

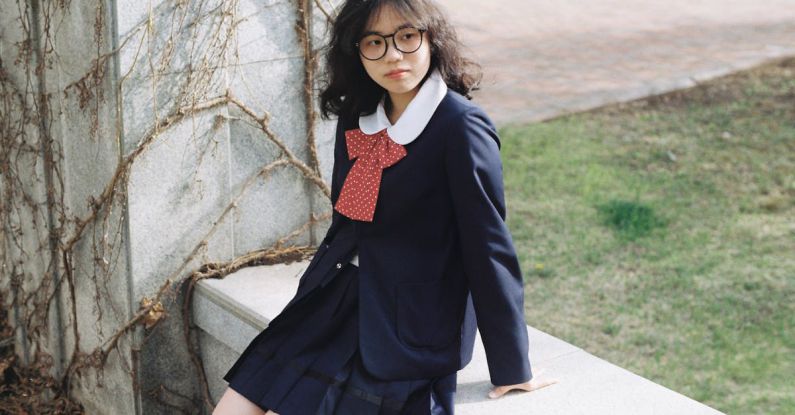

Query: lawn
left=505, top=57, right=795, bottom=414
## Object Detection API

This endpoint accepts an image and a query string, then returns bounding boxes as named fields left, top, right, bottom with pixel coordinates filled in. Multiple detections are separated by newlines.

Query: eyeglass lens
left=359, top=27, right=423, bottom=60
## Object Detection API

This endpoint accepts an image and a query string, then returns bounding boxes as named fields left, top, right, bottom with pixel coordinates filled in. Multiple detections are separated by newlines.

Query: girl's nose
left=384, top=39, right=403, bottom=61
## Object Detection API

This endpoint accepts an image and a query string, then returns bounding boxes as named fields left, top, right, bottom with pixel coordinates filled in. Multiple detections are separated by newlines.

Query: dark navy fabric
left=289, top=88, right=533, bottom=386
left=222, top=87, right=533, bottom=413
left=223, top=259, right=456, bottom=415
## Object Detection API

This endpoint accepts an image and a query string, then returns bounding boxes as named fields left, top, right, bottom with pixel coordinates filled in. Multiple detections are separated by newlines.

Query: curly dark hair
left=318, top=0, right=483, bottom=122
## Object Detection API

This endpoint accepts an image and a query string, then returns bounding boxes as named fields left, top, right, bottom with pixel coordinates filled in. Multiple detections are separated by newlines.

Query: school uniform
left=222, top=68, right=533, bottom=414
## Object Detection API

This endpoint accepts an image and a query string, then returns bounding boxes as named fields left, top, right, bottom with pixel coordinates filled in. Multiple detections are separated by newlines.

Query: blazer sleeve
left=444, top=107, right=533, bottom=386
left=321, top=115, right=350, bottom=245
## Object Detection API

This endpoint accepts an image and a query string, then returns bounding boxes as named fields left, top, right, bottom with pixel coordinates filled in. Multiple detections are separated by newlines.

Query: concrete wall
left=120, top=1, right=335, bottom=412
left=1, top=0, right=337, bottom=413
left=1, top=1, right=135, bottom=413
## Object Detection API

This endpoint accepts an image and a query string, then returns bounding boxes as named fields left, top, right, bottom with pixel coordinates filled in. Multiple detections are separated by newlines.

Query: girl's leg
left=213, top=386, right=279, bottom=415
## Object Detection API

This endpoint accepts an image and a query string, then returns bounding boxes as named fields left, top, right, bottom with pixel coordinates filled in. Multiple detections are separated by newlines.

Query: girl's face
left=358, top=5, right=431, bottom=100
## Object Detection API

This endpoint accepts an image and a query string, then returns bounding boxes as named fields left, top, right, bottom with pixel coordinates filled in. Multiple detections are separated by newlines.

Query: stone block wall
left=1, top=0, right=339, bottom=413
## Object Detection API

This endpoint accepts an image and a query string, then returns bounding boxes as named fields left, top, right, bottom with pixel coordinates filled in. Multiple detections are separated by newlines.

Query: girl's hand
left=488, top=368, right=558, bottom=399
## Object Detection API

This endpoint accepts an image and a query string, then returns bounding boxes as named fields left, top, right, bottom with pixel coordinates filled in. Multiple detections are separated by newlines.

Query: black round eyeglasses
left=355, top=27, right=427, bottom=61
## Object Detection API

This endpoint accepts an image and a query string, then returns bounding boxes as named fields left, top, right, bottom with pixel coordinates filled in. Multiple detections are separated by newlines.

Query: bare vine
left=0, top=0, right=340, bottom=413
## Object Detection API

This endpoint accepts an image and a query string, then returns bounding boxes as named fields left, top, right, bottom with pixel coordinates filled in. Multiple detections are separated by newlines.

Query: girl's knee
left=213, top=387, right=270, bottom=415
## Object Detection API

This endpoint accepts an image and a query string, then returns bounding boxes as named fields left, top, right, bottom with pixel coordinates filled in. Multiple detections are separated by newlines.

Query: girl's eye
left=401, top=34, right=414, bottom=40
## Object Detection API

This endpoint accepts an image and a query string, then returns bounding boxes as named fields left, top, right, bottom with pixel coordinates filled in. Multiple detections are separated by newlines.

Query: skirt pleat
left=223, top=261, right=456, bottom=415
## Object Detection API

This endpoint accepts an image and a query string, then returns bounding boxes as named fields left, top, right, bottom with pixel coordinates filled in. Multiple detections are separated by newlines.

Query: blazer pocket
left=395, top=277, right=463, bottom=350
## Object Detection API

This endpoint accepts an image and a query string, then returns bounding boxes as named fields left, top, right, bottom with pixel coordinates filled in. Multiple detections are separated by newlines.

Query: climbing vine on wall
left=0, top=0, right=341, bottom=413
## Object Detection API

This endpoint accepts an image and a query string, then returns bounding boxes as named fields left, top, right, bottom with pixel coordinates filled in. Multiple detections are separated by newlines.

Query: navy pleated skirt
left=222, top=260, right=457, bottom=414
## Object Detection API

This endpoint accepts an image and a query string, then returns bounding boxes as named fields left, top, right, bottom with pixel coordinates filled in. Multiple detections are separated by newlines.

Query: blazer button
left=336, top=262, right=342, bottom=269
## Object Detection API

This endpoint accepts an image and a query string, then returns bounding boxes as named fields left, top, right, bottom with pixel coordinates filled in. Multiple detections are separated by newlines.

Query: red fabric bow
left=333, top=128, right=407, bottom=222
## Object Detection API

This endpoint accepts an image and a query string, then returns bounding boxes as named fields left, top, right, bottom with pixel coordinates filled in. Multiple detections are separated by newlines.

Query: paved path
left=437, top=0, right=795, bottom=127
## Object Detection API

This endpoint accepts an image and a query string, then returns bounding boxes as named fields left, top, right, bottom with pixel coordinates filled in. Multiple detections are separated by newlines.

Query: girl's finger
left=529, top=377, right=559, bottom=392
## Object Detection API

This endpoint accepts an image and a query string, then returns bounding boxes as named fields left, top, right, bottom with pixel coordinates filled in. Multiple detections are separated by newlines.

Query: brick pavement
left=436, top=0, right=795, bottom=126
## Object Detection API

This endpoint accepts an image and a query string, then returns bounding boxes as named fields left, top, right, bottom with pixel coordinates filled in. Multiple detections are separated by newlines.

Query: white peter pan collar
left=358, top=67, right=447, bottom=145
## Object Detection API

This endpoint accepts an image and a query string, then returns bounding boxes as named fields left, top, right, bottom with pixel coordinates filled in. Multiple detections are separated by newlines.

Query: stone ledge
left=194, top=261, right=725, bottom=414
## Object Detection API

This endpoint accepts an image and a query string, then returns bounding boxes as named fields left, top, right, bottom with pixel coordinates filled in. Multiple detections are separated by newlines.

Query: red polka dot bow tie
left=333, top=128, right=407, bottom=222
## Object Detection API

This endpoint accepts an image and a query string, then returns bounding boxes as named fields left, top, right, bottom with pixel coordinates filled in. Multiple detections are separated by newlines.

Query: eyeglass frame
left=355, top=26, right=428, bottom=61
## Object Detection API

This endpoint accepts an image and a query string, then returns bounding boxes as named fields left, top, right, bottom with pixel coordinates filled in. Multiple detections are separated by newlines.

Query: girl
left=214, top=0, right=556, bottom=414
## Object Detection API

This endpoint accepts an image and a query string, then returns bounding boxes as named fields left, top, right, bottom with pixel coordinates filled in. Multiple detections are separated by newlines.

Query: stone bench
left=193, top=261, right=725, bottom=414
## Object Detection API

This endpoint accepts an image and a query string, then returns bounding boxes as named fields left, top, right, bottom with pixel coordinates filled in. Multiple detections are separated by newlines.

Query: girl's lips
left=386, top=70, right=409, bottom=79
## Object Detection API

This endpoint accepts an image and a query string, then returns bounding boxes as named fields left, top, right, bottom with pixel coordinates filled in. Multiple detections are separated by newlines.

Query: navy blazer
left=280, top=89, right=532, bottom=386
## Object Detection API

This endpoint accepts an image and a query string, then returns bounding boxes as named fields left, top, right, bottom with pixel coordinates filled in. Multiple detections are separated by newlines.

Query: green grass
left=504, top=57, right=795, bottom=414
